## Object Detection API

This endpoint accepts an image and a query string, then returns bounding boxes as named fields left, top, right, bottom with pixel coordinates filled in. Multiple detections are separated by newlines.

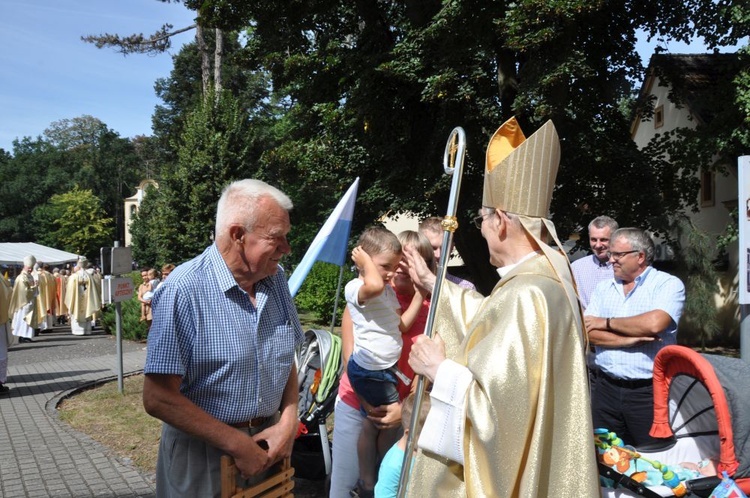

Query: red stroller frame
left=599, top=345, right=750, bottom=497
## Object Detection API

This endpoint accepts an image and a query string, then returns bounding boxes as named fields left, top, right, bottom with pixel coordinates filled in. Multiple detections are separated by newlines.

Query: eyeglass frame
left=472, top=209, right=496, bottom=229
left=606, top=250, right=639, bottom=261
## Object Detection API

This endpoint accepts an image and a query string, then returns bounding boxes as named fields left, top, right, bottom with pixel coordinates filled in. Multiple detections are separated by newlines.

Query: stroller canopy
left=650, top=345, right=750, bottom=480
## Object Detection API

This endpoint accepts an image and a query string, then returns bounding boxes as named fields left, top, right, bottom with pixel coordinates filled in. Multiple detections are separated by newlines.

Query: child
left=391, top=230, right=435, bottom=400
left=142, top=268, right=160, bottom=302
left=138, top=268, right=159, bottom=324
left=345, top=227, right=425, bottom=498
left=374, top=392, right=431, bottom=498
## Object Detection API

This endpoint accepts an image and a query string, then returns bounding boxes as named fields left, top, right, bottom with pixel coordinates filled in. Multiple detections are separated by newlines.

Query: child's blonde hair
left=397, top=230, right=436, bottom=273
left=357, top=226, right=402, bottom=258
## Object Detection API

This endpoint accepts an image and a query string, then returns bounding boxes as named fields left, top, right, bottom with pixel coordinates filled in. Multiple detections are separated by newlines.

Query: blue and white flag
left=288, top=177, right=359, bottom=297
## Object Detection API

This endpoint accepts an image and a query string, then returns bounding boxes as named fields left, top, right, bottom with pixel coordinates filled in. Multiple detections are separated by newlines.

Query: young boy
left=345, top=227, right=424, bottom=498
left=374, top=392, right=431, bottom=498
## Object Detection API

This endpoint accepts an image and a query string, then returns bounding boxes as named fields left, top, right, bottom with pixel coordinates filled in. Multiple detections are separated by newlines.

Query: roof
left=0, top=243, right=80, bottom=266
left=639, top=53, right=744, bottom=124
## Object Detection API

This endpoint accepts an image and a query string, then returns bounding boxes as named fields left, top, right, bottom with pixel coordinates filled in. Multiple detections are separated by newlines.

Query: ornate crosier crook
left=396, top=127, right=466, bottom=497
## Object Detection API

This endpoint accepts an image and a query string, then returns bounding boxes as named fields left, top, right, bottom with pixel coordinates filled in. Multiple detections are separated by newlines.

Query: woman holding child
left=330, top=229, right=436, bottom=498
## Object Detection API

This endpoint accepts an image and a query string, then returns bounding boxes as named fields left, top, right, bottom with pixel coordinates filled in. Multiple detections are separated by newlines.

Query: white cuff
left=417, top=359, right=472, bottom=464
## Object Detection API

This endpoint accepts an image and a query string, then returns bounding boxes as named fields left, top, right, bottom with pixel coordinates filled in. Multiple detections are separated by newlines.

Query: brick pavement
left=0, top=327, right=155, bottom=497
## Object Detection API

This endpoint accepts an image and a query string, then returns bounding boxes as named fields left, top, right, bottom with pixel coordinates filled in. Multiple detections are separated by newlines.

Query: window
left=654, top=105, right=664, bottom=129
left=700, top=170, right=715, bottom=207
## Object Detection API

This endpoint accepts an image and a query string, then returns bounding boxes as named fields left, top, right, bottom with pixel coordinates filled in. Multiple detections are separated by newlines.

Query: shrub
left=294, top=262, right=355, bottom=325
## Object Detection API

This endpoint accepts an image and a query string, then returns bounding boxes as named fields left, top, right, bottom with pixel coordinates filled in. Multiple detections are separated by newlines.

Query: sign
left=102, top=276, right=134, bottom=304
left=100, top=246, right=132, bottom=276
left=739, top=156, right=750, bottom=304
left=111, top=247, right=132, bottom=275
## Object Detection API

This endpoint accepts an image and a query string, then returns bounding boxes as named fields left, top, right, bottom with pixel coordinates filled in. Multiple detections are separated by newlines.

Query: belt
left=230, top=417, right=270, bottom=429
left=600, top=372, right=652, bottom=389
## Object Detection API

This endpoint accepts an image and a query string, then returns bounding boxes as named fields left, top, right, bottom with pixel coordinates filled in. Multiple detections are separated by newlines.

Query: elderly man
left=585, top=227, right=685, bottom=446
left=404, top=118, right=598, bottom=496
left=572, top=215, right=619, bottom=310
left=143, top=179, right=303, bottom=498
left=10, top=255, right=40, bottom=344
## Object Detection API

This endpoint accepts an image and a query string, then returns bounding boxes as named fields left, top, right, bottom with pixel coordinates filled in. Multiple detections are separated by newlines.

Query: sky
left=0, top=2, right=745, bottom=154
left=0, top=0, right=196, bottom=152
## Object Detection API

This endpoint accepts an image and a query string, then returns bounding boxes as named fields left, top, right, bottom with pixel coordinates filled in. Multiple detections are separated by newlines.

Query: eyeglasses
left=606, top=250, right=639, bottom=261
left=473, top=212, right=494, bottom=229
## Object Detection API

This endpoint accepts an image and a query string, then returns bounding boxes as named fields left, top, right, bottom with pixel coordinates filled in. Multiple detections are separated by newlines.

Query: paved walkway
left=0, top=326, right=155, bottom=497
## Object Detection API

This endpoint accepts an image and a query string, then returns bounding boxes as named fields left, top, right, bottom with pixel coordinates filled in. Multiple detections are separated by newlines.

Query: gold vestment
left=65, top=270, right=102, bottom=322
left=9, top=272, right=39, bottom=327
left=406, top=254, right=599, bottom=497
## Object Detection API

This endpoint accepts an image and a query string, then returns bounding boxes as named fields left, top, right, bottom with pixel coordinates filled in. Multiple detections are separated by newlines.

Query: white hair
left=214, top=179, right=292, bottom=238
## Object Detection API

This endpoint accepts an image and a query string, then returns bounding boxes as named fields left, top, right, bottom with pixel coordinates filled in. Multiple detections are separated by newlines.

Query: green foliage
left=717, top=207, right=739, bottom=253
left=100, top=272, right=150, bottom=341
left=1, top=116, right=145, bottom=245
left=294, top=262, right=355, bottom=325
left=129, top=185, right=162, bottom=267
left=674, top=217, right=721, bottom=348
left=32, top=186, right=114, bottom=260
left=132, top=89, right=255, bottom=264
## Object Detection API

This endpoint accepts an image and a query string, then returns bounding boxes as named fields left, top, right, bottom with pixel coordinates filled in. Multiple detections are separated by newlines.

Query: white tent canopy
left=0, top=242, right=80, bottom=266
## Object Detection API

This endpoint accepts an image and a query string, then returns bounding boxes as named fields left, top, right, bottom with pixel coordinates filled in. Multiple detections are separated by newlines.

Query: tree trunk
left=214, top=28, right=223, bottom=99
left=196, top=24, right=210, bottom=97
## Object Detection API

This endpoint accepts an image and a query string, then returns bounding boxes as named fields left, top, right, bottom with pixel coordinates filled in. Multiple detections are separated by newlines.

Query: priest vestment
left=9, top=272, right=39, bottom=340
left=406, top=253, right=599, bottom=497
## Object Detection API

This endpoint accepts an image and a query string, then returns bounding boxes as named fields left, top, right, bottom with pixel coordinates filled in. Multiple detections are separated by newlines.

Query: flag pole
left=329, top=264, right=345, bottom=335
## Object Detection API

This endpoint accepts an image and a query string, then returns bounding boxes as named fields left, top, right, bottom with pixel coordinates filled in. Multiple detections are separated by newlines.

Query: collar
left=615, top=265, right=652, bottom=288
left=496, top=251, right=539, bottom=278
left=591, top=254, right=610, bottom=268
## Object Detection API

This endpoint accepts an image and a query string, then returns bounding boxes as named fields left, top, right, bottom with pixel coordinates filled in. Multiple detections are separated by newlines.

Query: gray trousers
left=155, top=417, right=277, bottom=498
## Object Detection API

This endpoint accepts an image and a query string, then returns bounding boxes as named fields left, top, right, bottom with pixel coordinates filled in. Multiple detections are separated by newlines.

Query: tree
left=82, top=1, right=230, bottom=96
left=230, top=0, right=748, bottom=293
left=88, top=1, right=748, bottom=295
left=151, top=30, right=272, bottom=164
left=32, top=186, right=114, bottom=260
left=131, top=89, right=254, bottom=264
left=44, top=116, right=144, bottom=243
left=0, top=137, right=72, bottom=241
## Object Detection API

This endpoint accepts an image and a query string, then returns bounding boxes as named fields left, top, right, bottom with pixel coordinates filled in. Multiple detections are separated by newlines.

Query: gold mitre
left=483, top=117, right=560, bottom=217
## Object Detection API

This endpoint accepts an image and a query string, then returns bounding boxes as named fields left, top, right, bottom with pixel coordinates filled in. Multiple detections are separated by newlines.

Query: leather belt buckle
left=230, top=416, right=269, bottom=429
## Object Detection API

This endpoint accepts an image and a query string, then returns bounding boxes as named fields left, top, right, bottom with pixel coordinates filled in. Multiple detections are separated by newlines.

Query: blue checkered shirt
left=144, top=244, right=303, bottom=424
left=571, top=254, right=613, bottom=310
left=585, top=266, right=685, bottom=380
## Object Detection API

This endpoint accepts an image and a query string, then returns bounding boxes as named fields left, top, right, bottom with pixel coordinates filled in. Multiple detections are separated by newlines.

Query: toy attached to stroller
left=598, top=345, right=750, bottom=498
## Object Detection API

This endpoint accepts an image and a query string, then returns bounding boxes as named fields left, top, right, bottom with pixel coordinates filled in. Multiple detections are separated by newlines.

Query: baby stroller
left=292, top=329, right=343, bottom=481
left=598, top=345, right=750, bottom=497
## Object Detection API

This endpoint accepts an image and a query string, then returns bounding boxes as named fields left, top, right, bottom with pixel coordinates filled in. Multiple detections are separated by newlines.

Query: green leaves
left=32, top=186, right=114, bottom=259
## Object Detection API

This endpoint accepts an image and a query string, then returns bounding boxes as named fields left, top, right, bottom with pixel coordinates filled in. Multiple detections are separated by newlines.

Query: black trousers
left=591, top=372, right=660, bottom=448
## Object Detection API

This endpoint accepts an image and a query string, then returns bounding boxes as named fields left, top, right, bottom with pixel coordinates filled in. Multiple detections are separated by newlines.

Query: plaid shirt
left=145, top=244, right=303, bottom=424
left=585, top=266, right=685, bottom=380
left=571, top=254, right=614, bottom=310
